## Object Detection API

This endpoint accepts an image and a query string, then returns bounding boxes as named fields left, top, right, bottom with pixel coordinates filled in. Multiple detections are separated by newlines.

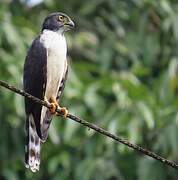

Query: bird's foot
left=44, top=97, right=57, bottom=114
left=55, top=106, right=68, bottom=118
left=44, top=97, right=68, bottom=117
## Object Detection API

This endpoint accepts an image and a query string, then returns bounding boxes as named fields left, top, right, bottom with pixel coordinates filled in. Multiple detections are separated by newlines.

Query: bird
left=23, top=12, right=74, bottom=172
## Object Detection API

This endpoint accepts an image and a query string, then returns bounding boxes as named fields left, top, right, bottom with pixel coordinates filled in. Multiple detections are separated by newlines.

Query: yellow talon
left=44, top=97, right=51, bottom=105
left=44, top=97, right=68, bottom=117
left=56, top=107, right=68, bottom=118
left=49, top=103, right=58, bottom=114
left=44, top=97, right=57, bottom=114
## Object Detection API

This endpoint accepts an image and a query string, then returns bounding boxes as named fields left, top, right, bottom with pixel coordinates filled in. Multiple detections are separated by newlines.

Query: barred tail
left=25, top=114, right=41, bottom=172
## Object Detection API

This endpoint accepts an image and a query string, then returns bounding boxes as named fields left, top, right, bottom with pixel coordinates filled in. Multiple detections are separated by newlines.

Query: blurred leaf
left=138, top=157, right=166, bottom=180
left=137, top=101, right=154, bottom=129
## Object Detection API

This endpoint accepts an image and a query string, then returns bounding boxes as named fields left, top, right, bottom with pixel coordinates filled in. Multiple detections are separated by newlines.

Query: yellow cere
left=58, top=15, right=64, bottom=21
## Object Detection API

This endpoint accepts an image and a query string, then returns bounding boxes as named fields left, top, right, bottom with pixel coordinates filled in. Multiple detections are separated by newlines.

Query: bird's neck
left=42, top=29, right=65, bottom=36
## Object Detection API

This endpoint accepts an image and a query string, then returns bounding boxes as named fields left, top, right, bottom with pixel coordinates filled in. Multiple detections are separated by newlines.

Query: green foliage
left=0, top=0, right=178, bottom=179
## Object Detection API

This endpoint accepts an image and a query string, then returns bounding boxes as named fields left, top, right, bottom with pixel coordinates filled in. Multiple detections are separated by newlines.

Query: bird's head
left=42, top=12, right=74, bottom=34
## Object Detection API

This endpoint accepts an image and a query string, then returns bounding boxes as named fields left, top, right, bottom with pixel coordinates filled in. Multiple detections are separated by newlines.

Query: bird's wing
left=23, top=35, right=47, bottom=171
left=41, top=61, right=68, bottom=142
left=57, top=61, right=68, bottom=103
left=23, top=35, right=47, bottom=138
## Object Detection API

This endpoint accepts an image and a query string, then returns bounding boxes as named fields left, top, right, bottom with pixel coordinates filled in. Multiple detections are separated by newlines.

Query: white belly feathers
left=40, top=30, right=67, bottom=100
left=39, top=30, right=67, bottom=124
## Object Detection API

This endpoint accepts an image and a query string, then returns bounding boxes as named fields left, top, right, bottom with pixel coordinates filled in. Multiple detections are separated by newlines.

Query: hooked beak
left=64, top=20, right=75, bottom=29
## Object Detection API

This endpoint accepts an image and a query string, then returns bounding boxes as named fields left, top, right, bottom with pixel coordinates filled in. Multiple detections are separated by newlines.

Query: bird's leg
left=56, top=106, right=68, bottom=118
left=51, top=97, right=68, bottom=118
left=44, top=97, right=56, bottom=114
left=44, top=97, right=68, bottom=118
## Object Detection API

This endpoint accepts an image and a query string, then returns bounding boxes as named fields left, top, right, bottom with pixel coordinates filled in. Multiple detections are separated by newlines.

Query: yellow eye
left=58, top=16, right=64, bottom=21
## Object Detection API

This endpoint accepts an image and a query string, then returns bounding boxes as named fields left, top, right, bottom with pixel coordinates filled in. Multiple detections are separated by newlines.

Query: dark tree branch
left=0, top=79, right=178, bottom=170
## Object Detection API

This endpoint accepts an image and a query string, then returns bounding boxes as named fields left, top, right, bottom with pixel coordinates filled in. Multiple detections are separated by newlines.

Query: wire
left=0, top=79, right=178, bottom=170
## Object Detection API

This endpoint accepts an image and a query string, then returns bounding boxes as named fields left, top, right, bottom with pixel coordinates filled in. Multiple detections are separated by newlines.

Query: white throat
left=40, top=29, right=67, bottom=52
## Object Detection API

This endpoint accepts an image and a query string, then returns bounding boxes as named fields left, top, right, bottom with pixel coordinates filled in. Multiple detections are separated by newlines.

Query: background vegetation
left=0, top=0, right=178, bottom=179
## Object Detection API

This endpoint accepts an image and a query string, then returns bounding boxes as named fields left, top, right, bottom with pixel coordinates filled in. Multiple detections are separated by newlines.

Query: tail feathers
left=25, top=114, right=41, bottom=172
left=40, top=108, right=53, bottom=142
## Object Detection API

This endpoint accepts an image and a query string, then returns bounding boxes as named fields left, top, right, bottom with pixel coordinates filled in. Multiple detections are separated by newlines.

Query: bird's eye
left=58, top=16, right=64, bottom=21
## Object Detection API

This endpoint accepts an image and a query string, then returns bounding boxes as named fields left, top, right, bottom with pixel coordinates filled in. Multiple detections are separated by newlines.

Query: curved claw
left=44, top=97, right=68, bottom=117
left=49, top=103, right=57, bottom=114
left=56, top=107, right=68, bottom=118
left=44, top=98, right=58, bottom=114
